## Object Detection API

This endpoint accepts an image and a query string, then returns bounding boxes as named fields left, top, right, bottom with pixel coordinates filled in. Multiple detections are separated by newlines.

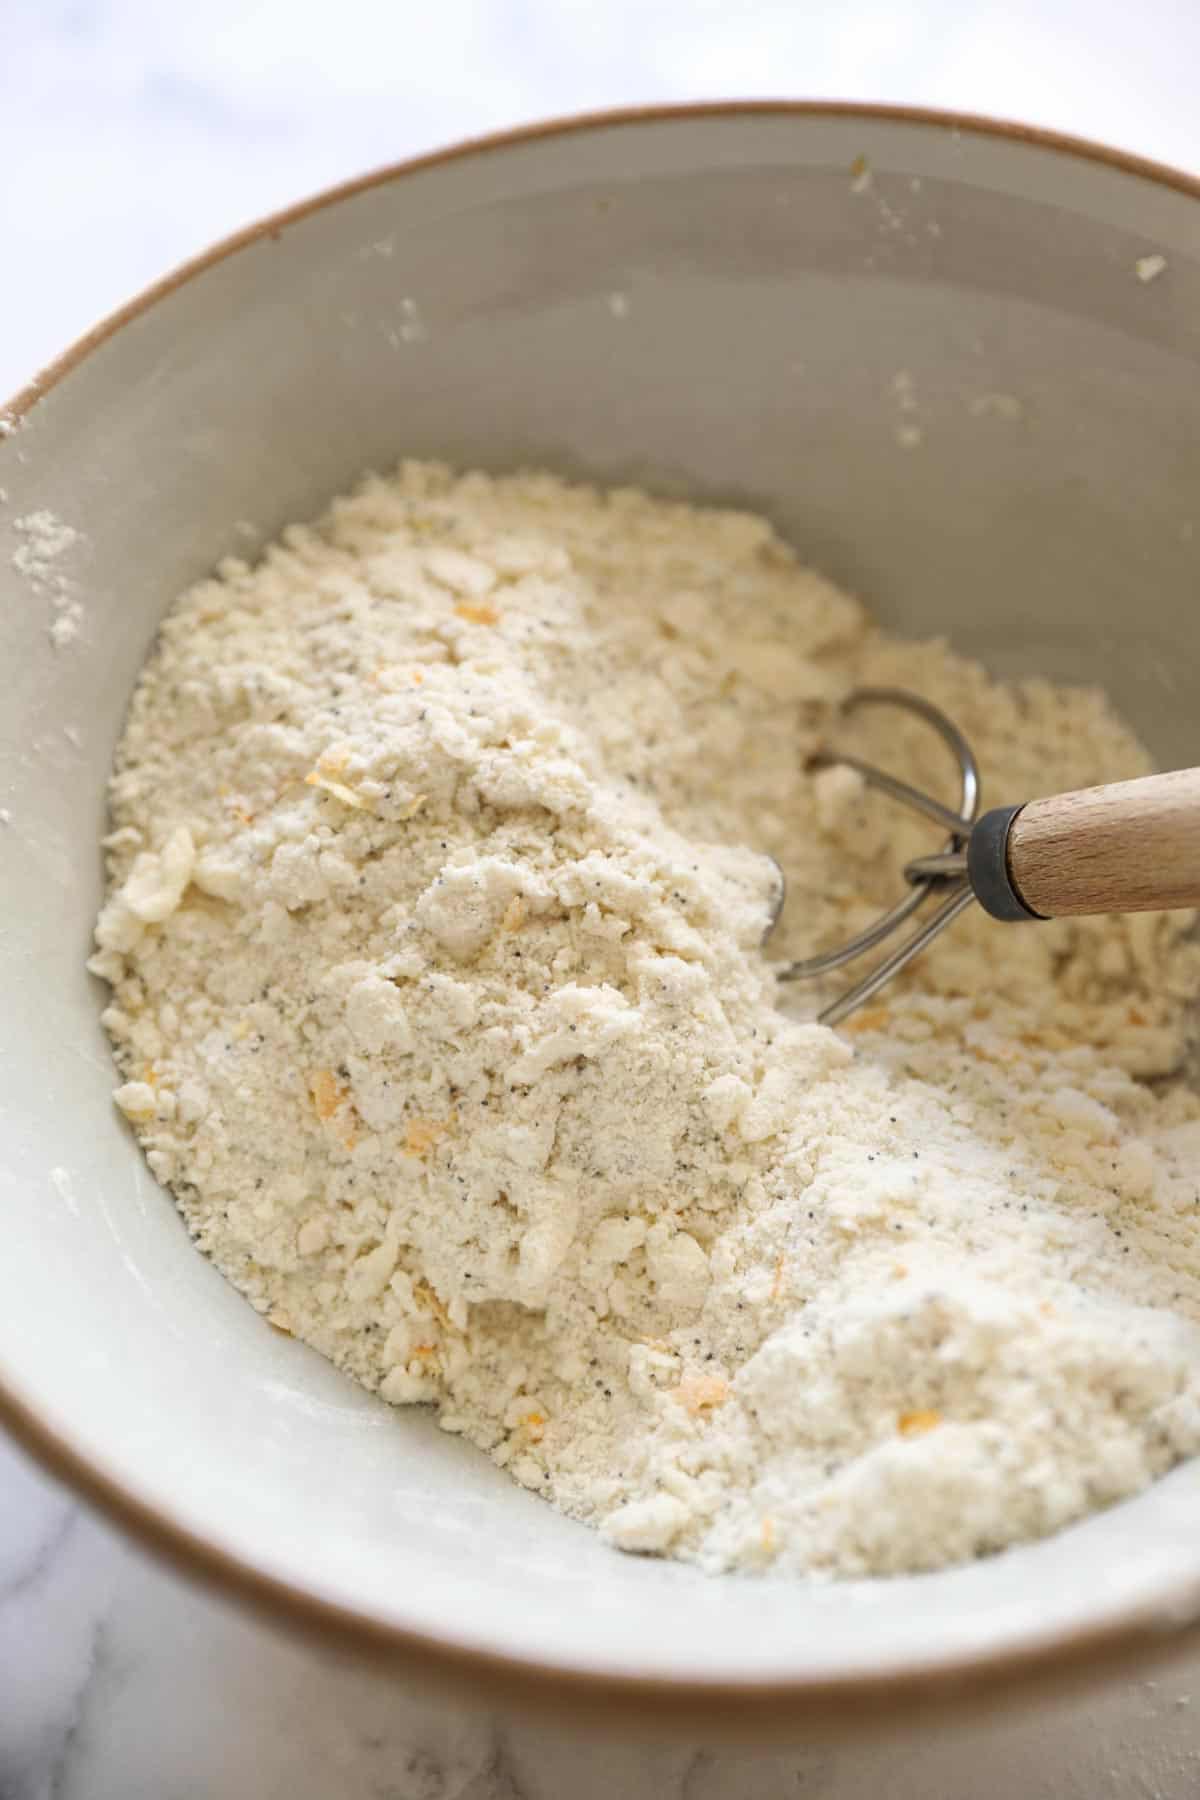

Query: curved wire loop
left=772, top=688, right=981, bottom=1023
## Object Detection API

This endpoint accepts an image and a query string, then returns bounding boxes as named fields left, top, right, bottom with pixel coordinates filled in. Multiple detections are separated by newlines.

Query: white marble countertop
left=6, top=1418, right=1200, bottom=1799
left=6, top=4, right=1200, bottom=1794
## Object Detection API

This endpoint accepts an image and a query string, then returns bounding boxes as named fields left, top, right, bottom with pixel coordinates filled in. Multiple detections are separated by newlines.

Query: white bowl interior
left=3, top=109, right=1200, bottom=1694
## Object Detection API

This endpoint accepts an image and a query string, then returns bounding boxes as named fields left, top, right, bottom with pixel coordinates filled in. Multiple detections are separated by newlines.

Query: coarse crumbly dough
left=91, top=462, right=1200, bottom=1578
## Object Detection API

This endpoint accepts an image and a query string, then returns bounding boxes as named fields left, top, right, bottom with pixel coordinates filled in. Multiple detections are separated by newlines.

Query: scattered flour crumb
left=92, top=460, right=1200, bottom=1580
left=14, top=508, right=77, bottom=567
left=891, top=372, right=922, bottom=449
left=1135, top=253, right=1168, bottom=284
left=892, top=370, right=918, bottom=411
left=12, top=508, right=83, bottom=648
left=850, top=154, right=873, bottom=194
left=968, top=392, right=1023, bottom=422
left=49, top=606, right=83, bottom=649
left=607, top=292, right=630, bottom=319
left=397, top=297, right=426, bottom=343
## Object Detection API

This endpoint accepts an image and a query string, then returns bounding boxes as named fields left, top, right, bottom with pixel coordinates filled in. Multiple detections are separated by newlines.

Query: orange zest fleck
left=897, top=1408, right=942, bottom=1438
left=673, top=1375, right=731, bottom=1416
left=309, top=1068, right=346, bottom=1121
left=403, top=1116, right=451, bottom=1158
left=413, top=1280, right=452, bottom=1329
left=308, top=1068, right=358, bottom=1151
left=843, top=1006, right=890, bottom=1035
left=453, top=601, right=500, bottom=625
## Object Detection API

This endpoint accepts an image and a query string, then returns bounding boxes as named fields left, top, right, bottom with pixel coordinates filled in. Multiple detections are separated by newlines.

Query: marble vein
left=0, top=1510, right=77, bottom=1611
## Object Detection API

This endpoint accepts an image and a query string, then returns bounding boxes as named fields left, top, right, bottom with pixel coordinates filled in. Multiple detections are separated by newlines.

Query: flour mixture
left=91, top=463, right=1200, bottom=1577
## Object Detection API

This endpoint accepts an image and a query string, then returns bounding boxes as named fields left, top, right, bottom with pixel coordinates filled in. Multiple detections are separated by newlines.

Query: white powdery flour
left=92, top=463, right=1200, bottom=1577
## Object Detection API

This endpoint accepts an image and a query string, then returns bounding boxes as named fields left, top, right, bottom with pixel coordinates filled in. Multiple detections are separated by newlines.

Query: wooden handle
left=1007, top=768, right=1200, bottom=918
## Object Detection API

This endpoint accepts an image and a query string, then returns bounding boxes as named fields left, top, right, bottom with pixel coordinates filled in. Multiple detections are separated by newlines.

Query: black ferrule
left=967, top=803, right=1042, bottom=922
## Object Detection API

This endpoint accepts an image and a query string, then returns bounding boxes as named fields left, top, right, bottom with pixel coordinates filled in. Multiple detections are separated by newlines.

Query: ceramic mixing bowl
left=3, top=104, right=1200, bottom=1733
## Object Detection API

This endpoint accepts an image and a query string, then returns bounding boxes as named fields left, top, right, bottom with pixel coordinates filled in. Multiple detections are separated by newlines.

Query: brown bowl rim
left=4, top=98, right=1200, bottom=1734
